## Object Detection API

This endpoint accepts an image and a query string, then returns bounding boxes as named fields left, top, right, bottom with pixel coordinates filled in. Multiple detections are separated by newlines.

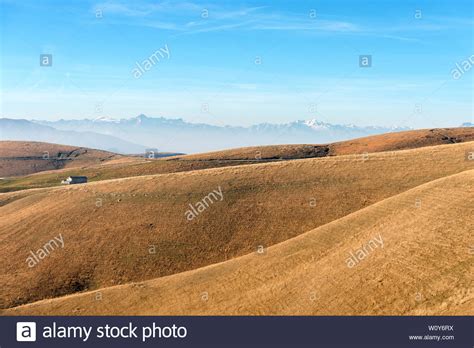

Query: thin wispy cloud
left=2, top=0, right=472, bottom=128
left=91, top=0, right=473, bottom=39
left=92, top=1, right=361, bottom=34
left=93, top=1, right=203, bottom=17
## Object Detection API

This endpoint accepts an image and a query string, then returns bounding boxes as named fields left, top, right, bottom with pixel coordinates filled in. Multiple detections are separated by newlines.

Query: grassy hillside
left=177, top=127, right=474, bottom=160
left=0, top=141, right=122, bottom=177
left=0, top=156, right=252, bottom=193
left=0, top=141, right=472, bottom=309
left=5, top=169, right=472, bottom=315
left=2, top=127, right=472, bottom=193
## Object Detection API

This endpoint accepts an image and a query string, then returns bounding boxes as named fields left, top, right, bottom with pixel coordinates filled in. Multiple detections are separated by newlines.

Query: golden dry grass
left=5, top=169, right=472, bottom=315
left=0, top=141, right=121, bottom=177
left=177, top=127, right=474, bottom=160
left=2, top=127, right=472, bottom=193
left=0, top=141, right=472, bottom=309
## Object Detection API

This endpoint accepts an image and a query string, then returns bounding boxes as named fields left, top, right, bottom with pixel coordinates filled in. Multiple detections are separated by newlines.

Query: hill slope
left=0, top=141, right=472, bottom=309
left=176, top=127, right=474, bottom=160
left=6, top=169, right=472, bottom=315
left=0, top=141, right=123, bottom=177
left=1, top=127, right=473, bottom=192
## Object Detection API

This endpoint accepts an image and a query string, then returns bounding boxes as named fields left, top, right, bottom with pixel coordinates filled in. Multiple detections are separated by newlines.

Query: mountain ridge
left=4, top=115, right=472, bottom=154
left=0, top=118, right=146, bottom=154
left=33, top=114, right=412, bottom=153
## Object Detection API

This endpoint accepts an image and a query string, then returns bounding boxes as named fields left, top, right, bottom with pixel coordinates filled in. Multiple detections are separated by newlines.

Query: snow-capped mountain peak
left=303, top=119, right=330, bottom=130
left=29, top=115, right=411, bottom=154
left=93, top=116, right=120, bottom=123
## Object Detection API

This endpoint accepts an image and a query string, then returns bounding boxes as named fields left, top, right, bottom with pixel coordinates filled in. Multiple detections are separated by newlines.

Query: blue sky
left=0, top=0, right=472, bottom=127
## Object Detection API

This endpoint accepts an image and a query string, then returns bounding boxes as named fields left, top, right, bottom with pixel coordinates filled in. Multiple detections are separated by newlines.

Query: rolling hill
left=1, top=127, right=472, bottom=193
left=0, top=141, right=472, bottom=309
left=177, top=127, right=474, bottom=161
left=4, top=169, right=473, bottom=315
left=0, top=141, right=125, bottom=177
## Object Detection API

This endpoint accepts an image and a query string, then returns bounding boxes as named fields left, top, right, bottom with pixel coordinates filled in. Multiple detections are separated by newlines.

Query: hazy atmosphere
left=1, top=0, right=473, bottom=129
left=0, top=1, right=473, bottom=341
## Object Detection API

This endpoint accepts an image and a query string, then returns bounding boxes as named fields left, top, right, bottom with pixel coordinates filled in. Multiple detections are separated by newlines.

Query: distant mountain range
left=1, top=115, right=471, bottom=154
left=29, top=115, right=411, bottom=153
